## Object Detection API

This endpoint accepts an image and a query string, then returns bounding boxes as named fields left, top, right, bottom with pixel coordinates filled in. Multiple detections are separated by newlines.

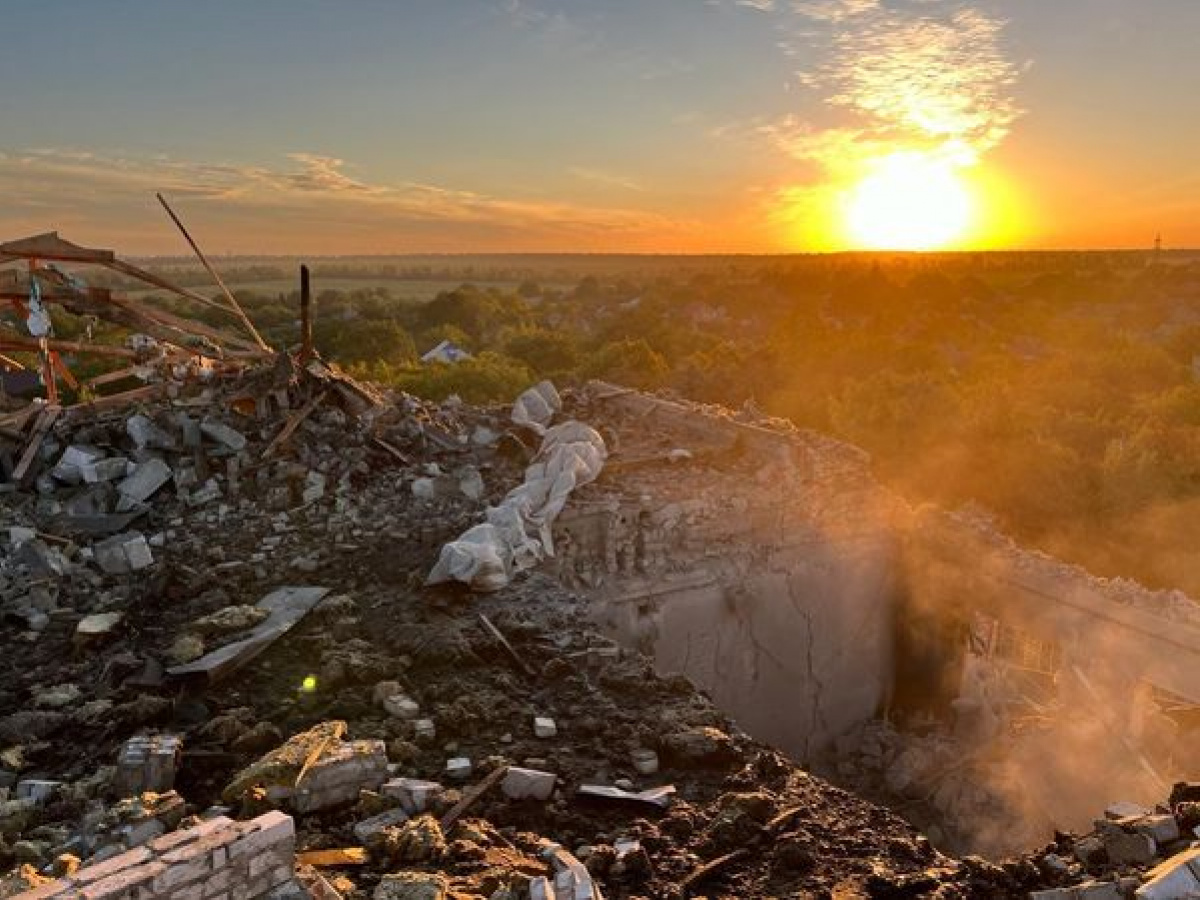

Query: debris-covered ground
left=1, top=358, right=1198, bottom=899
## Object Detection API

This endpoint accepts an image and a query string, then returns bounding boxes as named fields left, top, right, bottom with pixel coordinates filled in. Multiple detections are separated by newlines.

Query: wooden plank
left=0, top=232, right=115, bottom=263
left=262, top=390, right=326, bottom=458
left=479, top=614, right=535, bottom=677
left=166, top=586, right=330, bottom=683
left=11, top=404, right=61, bottom=483
left=104, top=259, right=248, bottom=320
left=0, top=334, right=138, bottom=359
left=106, top=294, right=266, bottom=356
left=156, top=194, right=271, bottom=352
left=439, top=765, right=509, bottom=831
left=85, top=366, right=143, bottom=389
left=371, top=436, right=412, bottom=465
left=66, top=384, right=162, bottom=413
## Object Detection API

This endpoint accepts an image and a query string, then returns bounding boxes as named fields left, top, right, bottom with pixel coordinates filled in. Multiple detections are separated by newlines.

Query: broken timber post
left=299, top=264, right=314, bottom=364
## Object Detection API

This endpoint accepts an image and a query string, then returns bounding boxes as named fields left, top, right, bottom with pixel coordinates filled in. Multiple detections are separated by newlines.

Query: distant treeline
left=16, top=253, right=1200, bottom=601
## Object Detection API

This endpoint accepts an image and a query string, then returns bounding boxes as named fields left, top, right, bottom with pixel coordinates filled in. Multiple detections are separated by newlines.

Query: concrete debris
left=352, top=807, right=410, bottom=844
left=11, top=812, right=295, bottom=900
left=382, top=779, right=444, bottom=816
left=223, top=721, right=388, bottom=814
left=501, top=767, right=557, bottom=801
left=373, top=871, right=447, bottom=900
left=113, top=734, right=182, bottom=797
left=576, top=783, right=676, bottom=809
left=1, top=349, right=1197, bottom=900
left=92, top=531, right=153, bottom=574
left=116, top=458, right=172, bottom=504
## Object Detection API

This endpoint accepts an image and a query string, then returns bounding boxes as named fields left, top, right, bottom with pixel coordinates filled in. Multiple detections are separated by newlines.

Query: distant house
left=420, top=340, right=472, bottom=365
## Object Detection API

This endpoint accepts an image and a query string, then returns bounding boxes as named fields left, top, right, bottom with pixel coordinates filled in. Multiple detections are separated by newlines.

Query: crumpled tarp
left=427, top=417, right=606, bottom=592
left=511, top=380, right=561, bottom=435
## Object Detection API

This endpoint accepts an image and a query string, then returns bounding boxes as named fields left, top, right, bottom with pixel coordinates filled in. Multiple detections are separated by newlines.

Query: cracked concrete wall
left=557, top=386, right=1200, bottom=773
left=554, top=387, right=903, bottom=763
left=904, top=507, right=1200, bottom=706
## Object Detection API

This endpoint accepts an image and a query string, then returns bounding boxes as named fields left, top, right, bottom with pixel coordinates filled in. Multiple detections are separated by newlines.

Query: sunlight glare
left=845, top=152, right=973, bottom=250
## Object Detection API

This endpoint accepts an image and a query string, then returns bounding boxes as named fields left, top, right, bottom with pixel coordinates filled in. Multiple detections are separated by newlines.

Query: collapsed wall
left=551, top=385, right=904, bottom=763
left=551, top=384, right=1199, bottom=853
left=898, top=507, right=1200, bottom=842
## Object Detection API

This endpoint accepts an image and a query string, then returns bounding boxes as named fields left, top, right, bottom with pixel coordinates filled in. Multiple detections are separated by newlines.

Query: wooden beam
left=0, top=333, right=139, bottom=359
left=66, top=384, right=162, bottom=413
left=262, top=390, right=326, bottom=458
left=156, top=193, right=270, bottom=352
left=0, top=232, right=115, bottom=263
left=106, top=295, right=267, bottom=357
left=11, top=404, right=61, bottom=483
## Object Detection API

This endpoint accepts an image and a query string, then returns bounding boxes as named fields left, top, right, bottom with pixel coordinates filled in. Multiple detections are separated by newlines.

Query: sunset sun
left=845, top=152, right=974, bottom=250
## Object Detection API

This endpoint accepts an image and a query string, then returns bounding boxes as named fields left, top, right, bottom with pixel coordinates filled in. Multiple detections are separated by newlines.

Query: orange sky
left=1, top=1, right=1197, bottom=254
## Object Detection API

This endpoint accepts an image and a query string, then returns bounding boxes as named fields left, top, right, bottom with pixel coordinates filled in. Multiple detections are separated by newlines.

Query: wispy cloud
left=567, top=166, right=645, bottom=192
left=723, top=0, right=1023, bottom=170
left=0, top=148, right=700, bottom=253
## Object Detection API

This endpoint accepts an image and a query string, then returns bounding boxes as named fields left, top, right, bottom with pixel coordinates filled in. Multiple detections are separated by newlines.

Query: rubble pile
left=0, top=359, right=1195, bottom=898
left=1023, top=782, right=1200, bottom=899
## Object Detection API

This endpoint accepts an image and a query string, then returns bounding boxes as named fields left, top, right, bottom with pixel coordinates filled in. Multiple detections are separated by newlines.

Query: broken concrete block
left=501, top=767, right=557, bottom=801
left=116, top=458, right=173, bottom=503
left=187, top=478, right=223, bottom=507
left=201, top=418, right=247, bottom=451
left=15, top=780, right=61, bottom=805
left=533, top=717, right=557, bottom=739
left=7, top=526, right=36, bottom=546
left=33, top=683, right=81, bottom=709
left=1073, top=834, right=1106, bottom=866
left=382, top=778, right=443, bottom=815
left=52, top=445, right=104, bottom=484
left=457, top=466, right=484, bottom=501
left=1133, top=813, right=1181, bottom=845
left=1102, top=829, right=1157, bottom=866
left=1104, top=800, right=1149, bottom=820
left=352, top=807, right=409, bottom=844
left=382, top=695, right=419, bottom=720
left=115, top=816, right=166, bottom=849
left=113, top=734, right=182, bottom=797
left=374, top=871, right=447, bottom=900
left=445, top=758, right=472, bottom=781
left=538, top=843, right=600, bottom=900
left=84, top=457, right=130, bottom=484
left=1136, top=846, right=1200, bottom=899
left=1073, top=881, right=1124, bottom=900
left=279, top=739, right=389, bottom=814
left=94, top=531, right=154, bottom=574
left=126, top=414, right=173, bottom=450
left=303, top=471, right=326, bottom=504
left=631, top=749, right=659, bottom=776
left=74, top=613, right=123, bottom=647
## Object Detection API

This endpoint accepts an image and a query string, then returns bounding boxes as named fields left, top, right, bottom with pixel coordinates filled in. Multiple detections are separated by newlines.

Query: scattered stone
left=373, top=870, right=447, bottom=900
left=93, top=531, right=154, bottom=574
left=501, top=767, right=557, bottom=801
